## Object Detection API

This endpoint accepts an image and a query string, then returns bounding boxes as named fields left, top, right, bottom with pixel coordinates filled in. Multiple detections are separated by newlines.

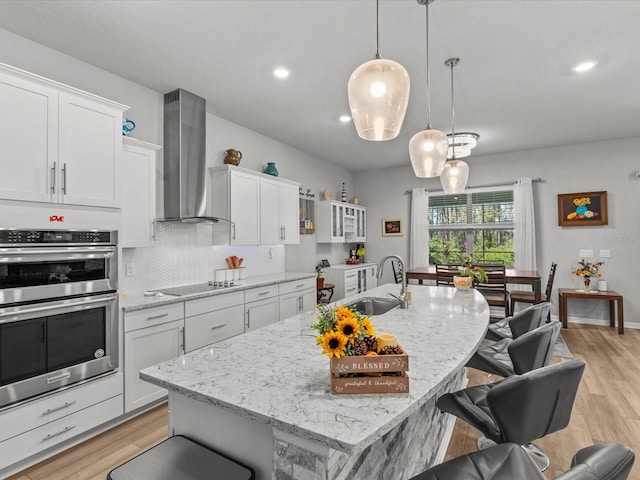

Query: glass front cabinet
left=316, top=200, right=365, bottom=243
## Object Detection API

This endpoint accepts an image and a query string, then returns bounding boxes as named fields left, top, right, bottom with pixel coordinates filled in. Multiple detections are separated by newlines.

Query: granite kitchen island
left=141, top=283, right=490, bottom=480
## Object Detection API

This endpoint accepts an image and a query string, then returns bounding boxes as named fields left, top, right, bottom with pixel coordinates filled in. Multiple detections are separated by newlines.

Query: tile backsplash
left=120, top=222, right=285, bottom=295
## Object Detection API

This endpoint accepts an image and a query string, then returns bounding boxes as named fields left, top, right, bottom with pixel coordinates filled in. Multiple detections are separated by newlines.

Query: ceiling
left=1, top=0, right=639, bottom=172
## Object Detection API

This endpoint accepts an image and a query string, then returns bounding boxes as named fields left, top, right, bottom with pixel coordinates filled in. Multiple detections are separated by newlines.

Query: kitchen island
left=141, top=283, right=490, bottom=479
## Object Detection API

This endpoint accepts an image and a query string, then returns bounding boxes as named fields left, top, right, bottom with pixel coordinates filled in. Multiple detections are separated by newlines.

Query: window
left=428, top=188, right=515, bottom=266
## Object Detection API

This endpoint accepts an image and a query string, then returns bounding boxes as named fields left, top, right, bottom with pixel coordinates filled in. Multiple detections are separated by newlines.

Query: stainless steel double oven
left=0, top=229, right=118, bottom=409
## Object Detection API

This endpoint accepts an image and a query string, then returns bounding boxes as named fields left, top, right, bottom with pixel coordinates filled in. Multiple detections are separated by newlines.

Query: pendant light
left=440, top=57, right=470, bottom=194
left=348, top=0, right=410, bottom=141
left=409, top=0, right=449, bottom=178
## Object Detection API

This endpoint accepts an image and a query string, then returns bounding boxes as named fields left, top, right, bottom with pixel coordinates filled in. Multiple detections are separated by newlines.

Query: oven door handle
left=0, top=247, right=116, bottom=262
left=0, top=293, right=117, bottom=324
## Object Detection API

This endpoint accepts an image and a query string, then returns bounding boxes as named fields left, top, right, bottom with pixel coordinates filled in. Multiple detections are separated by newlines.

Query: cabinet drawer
left=0, top=372, right=122, bottom=443
left=244, top=285, right=278, bottom=303
left=185, top=305, right=245, bottom=352
left=185, top=292, right=244, bottom=318
left=279, top=278, right=315, bottom=295
left=125, top=302, right=184, bottom=332
left=0, top=394, right=122, bottom=471
left=345, top=285, right=358, bottom=297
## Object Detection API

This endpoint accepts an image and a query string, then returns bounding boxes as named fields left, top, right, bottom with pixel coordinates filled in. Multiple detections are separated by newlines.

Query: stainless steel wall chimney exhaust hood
left=160, top=88, right=228, bottom=223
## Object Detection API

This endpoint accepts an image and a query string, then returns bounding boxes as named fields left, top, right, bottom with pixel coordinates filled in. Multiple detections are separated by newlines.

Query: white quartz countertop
left=325, top=262, right=376, bottom=270
left=140, top=283, right=490, bottom=453
left=120, top=272, right=316, bottom=312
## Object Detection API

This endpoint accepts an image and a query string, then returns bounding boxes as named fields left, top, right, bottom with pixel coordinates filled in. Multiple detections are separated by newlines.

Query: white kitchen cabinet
left=124, top=304, right=184, bottom=413
left=355, top=206, right=367, bottom=242
left=261, top=177, right=299, bottom=245
left=317, top=201, right=366, bottom=243
left=278, top=277, right=316, bottom=320
left=0, top=62, right=127, bottom=208
left=210, top=166, right=261, bottom=245
left=0, top=372, right=122, bottom=472
left=245, top=285, right=279, bottom=332
left=120, top=138, right=161, bottom=248
left=323, top=264, right=378, bottom=301
left=184, top=292, right=245, bottom=352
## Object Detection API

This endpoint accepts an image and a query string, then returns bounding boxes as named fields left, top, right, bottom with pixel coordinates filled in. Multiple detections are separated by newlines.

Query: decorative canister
left=264, top=162, right=278, bottom=176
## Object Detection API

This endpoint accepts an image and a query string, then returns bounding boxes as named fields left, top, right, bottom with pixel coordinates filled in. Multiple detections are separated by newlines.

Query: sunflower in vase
left=571, top=259, right=604, bottom=291
left=311, top=305, right=377, bottom=358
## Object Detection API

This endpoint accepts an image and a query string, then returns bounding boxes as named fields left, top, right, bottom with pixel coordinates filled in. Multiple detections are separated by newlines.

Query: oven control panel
left=0, top=229, right=116, bottom=245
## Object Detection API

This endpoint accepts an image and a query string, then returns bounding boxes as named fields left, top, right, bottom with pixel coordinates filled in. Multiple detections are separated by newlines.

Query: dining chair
left=391, top=260, right=403, bottom=284
left=475, top=264, right=509, bottom=318
left=434, top=263, right=459, bottom=286
left=510, top=262, right=557, bottom=316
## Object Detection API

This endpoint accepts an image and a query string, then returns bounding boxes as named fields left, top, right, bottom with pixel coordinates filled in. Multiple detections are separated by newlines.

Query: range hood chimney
left=161, top=88, right=226, bottom=223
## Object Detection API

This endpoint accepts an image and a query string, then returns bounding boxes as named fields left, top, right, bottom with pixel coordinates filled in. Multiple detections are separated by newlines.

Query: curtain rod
left=405, top=177, right=543, bottom=194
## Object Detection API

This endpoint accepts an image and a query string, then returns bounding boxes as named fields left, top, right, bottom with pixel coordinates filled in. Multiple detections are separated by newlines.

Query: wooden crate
left=329, top=346, right=409, bottom=394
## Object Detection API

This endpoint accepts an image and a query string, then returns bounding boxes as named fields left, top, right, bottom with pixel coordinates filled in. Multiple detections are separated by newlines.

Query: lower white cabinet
left=184, top=292, right=245, bottom=352
left=124, top=304, right=184, bottom=413
left=0, top=372, right=123, bottom=472
left=324, top=264, right=378, bottom=301
left=245, top=285, right=279, bottom=332
left=278, top=278, right=317, bottom=320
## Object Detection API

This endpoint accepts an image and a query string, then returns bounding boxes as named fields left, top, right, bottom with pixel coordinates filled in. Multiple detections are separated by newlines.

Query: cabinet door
left=260, top=177, right=280, bottom=244
left=245, top=298, right=278, bottom=332
left=279, top=182, right=300, bottom=244
left=121, top=139, right=160, bottom=247
left=331, top=202, right=345, bottom=241
left=355, top=207, right=367, bottom=242
left=0, top=71, right=58, bottom=203
left=185, top=304, right=244, bottom=352
left=366, top=266, right=378, bottom=291
left=58, top=91, right=122, bottom=207
left=278, top=291, right=300, bottom=321
left=300, top=289, right=317, bottom=313
left=124, top=319, right=183, bottom=413
left=229, top=170, right=260, bottom=245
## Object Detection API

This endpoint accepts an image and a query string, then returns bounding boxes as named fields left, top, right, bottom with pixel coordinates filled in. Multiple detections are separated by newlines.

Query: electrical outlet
left=599, top=249, right=611, bottom=258
left=126, top=263, right=136, bottom=276
left=579, top=250, right=593, bottom=258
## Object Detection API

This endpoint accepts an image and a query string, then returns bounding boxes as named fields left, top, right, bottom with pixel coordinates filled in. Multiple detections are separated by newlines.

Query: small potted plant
left=454, top=255, right=488, bottom=290
left=315, top=264, right=325, bottom=289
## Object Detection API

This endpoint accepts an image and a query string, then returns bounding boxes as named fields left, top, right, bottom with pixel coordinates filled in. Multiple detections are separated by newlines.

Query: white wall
left=355, top=137, right=640, bottom=323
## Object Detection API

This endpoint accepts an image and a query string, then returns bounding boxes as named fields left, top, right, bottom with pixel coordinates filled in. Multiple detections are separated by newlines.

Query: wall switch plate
left=579, top=249, right=594, bottom=258
left=599, top=249, right=611, bottom=258
left=126, top=263, right=136, bottom=276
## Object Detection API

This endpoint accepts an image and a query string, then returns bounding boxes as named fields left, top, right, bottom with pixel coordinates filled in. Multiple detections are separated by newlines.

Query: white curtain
left=410, top=188, right=429, bottom=269
left=514, top=178, right=536, bottom=270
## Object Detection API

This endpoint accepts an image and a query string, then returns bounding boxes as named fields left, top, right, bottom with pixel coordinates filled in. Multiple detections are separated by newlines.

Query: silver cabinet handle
left=62, top=163, right=67, bottom=194
left=210, top=323, right=228, bottom=330
left=42, top=401, right=76, bottom=416
left=146, top=313, right=169, bottom=321
left=151, top=220, right=156, bottom=241
left=42, top=425, right=76, bottom=441
left=246, top=310, right=250, bottom=329
left=258, top=291, right=272, bottom=296
left=179, top=327, right=184, bottom=352
left=232, top=224, right=236, bottom=241
left=296, top=283, right=305, bottom=288
left=51, top=162, right=56, bottom=193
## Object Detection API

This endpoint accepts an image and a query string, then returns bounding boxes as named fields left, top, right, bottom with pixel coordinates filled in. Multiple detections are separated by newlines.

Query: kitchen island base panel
left=169, top=368, right=466, bottom=480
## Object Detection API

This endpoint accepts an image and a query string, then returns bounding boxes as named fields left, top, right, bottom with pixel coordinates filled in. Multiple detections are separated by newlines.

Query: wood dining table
left=406, top=266, right=543, bottom=303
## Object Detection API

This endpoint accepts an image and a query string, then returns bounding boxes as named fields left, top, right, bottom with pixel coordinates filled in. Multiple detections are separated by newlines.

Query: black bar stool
left=107, top=435, right=254, bottom=480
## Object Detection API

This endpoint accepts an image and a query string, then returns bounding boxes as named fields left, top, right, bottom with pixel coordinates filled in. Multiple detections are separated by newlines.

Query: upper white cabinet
left=317, top=201, right=366, bottom=243
left=261, top=177, right=300, bottom=245
left=209, top=165, right=300, bottom=246
left=0, top=63, right=128, bottom=208
left=120, top=138, right=161, bottom=248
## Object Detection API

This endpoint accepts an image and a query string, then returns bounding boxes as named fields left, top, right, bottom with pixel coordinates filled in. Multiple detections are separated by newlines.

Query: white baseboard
left=550, top=314, right=639, bottom=330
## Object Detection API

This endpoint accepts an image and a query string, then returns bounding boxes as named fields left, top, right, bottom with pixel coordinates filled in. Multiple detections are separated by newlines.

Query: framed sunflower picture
left=557, top=191, right=608, bottom=226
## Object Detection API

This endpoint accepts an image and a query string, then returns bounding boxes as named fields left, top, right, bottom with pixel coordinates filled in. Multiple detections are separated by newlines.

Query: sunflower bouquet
left=311, top=305, right=377, bottom=359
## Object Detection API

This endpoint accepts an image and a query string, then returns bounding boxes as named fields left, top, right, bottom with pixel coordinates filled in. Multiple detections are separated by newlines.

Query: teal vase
left=264, top=162, right=278, bottom=176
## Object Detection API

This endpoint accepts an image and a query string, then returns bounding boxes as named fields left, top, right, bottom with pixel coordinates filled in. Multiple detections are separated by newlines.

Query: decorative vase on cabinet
left=264, top=162, right=278, bottom=176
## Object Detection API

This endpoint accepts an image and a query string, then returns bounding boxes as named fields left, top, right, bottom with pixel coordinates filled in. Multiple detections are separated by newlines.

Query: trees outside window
left=428, top=188, right=514, bottom=266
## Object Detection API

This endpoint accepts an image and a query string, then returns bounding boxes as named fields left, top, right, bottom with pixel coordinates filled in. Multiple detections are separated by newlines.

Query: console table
left=558, top=288, right=624, bottom=334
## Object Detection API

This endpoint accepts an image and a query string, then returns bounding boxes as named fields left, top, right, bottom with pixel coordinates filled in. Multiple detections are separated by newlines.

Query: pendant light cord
left=425, top=1, right=432, bottom=129
left=375, top=0, right=381, bottom=59
left=450, top=58, right=456, bottom=160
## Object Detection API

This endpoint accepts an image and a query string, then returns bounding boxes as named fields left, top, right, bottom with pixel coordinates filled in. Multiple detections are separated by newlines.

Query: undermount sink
left=348, top=297, right=401, bottom=316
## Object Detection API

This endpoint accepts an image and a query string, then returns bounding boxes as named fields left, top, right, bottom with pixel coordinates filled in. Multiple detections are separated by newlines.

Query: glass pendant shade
left=409, top=128, right=450, bottom=177
left=440, top=159, right=469, bottom=194
left=348, top=58, right=410, bottom=141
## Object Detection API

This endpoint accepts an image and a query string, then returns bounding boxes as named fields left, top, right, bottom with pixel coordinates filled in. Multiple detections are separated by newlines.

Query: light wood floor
left=8, top=323, right=640, bottom=480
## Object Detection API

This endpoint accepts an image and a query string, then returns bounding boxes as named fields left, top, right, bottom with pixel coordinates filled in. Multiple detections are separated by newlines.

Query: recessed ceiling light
left=339, top=115, right=352, bottom=123
left=572, top=61, right=597, bottom=73
left=273, top=67, right=290, bottom=79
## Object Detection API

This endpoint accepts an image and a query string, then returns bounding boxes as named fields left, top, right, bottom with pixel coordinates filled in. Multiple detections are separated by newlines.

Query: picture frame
left=321, top=259, right=330, bottom=268
left=382, top=218, right=403, bottom=236
left=557, top=191, right=608, bottom=226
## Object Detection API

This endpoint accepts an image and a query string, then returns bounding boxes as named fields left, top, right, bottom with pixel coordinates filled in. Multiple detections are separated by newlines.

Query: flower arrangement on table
left=311, top=305, right=378, bottom=358
left=571, top=259, right=604, bottom=291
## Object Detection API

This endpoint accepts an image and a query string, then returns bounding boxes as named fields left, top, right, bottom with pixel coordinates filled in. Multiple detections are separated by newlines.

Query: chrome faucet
left=377, top=254, right=408, bottom=309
